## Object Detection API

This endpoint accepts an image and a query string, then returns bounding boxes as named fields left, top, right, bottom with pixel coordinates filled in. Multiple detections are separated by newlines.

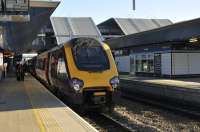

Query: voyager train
left=29, top=37, right=119, bottom=111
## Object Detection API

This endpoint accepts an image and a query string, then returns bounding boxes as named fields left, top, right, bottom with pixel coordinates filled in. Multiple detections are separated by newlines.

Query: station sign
left=0, top=0, right=30, bottom=22
left=5, top=0, right=29, bottom=12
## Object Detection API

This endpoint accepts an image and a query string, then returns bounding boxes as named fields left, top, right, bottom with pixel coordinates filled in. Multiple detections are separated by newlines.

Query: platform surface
left=120, top=75, right=200, bottom=89
left=0, top=76, right=97, bottom=132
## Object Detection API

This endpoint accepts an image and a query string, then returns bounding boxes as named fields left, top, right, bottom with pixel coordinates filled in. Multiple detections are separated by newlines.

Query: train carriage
left=33, top=37, right=119, bottom=111
left=35, top=52, right=49, bottom=84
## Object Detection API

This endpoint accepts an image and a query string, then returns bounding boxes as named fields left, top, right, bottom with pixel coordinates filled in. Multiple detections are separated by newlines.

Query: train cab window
left=73, top=46, right=110, bottom=71
left=75, top=46, right=109, bottom=70
left=71, top=38, right=110, bottom=72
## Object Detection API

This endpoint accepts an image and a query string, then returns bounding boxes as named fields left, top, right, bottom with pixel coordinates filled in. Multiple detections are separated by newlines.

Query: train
left=28, top=37, right=119, bottom=111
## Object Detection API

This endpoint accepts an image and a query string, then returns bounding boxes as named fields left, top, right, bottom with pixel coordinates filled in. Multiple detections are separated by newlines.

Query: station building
left=101, top=18, right=200, bottom=77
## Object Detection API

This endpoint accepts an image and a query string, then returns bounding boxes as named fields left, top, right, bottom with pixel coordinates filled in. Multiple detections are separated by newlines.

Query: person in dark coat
left=16, top=63, right=20, bottom=81
left=16, top=63, right=24, bottom=81
left=21, top=64, right=24, bottom=81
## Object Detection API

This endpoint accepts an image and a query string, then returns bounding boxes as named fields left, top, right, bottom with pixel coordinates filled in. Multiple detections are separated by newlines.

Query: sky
left=52, top=0, right=200, bottom=24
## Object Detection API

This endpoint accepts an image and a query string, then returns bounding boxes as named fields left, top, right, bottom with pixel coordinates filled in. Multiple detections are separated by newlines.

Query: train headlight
left=110, top=76, right=120, bottom=89
left=71, top=78, right=84, bottom=92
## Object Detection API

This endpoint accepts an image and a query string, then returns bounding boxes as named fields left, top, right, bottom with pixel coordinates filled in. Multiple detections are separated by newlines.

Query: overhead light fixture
left=37, top=34, right=46, bottom=37
left=189, top=37, right=198, bottom=43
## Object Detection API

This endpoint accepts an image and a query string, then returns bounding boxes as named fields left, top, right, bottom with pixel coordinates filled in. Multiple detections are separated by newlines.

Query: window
left=50, top=49, right=68, bottom=80
left=57, top=57, right=68, bottom=79
left=73, top=46, right=110, bottom=71
left=114, top=49, right=130, bottom=56
left=135, top=53, right=154, bottom=73
left=36, top=59, right=45, bottom=70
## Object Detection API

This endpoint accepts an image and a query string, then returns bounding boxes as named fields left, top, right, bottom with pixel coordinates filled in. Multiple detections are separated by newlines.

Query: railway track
left=121, top=90, right=200, bottom=120
left=82, top=113, right=135, bottom=132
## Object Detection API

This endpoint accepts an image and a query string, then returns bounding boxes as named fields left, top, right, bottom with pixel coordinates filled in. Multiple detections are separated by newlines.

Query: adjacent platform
left=0, top=76, right=97, bottom=132
left=120, top=75, right=200, bottom=106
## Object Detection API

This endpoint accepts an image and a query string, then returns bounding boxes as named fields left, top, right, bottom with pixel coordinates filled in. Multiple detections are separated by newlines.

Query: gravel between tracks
left=109, top=92, right=200, bottom=132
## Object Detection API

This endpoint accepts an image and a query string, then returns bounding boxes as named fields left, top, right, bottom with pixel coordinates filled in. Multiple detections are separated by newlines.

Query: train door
left=48, top=53, right=53, bottom=85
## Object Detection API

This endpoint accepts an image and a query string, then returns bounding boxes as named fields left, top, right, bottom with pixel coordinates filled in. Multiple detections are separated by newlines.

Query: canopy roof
left=106, top=18, right=200, bottom=49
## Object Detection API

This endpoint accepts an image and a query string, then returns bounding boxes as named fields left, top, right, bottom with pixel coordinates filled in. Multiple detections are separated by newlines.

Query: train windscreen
left=72, top=38, right=110, bottom=71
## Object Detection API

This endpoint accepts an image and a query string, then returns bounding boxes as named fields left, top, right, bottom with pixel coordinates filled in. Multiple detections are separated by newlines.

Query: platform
left=0, top=76, right=97, bottom=132
left=120, top=75, right=200, bottom=105
left=120, top=75, right=200, bottom=90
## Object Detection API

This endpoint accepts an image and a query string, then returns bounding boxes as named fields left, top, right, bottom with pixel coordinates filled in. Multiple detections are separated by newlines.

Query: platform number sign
left=133, top=0, right=135, bottom=10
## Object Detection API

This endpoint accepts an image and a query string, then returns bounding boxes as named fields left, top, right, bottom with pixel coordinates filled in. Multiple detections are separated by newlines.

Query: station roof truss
left=51, top=17, right=103, bottom=45
left=106, top=18, right=200, bottom=50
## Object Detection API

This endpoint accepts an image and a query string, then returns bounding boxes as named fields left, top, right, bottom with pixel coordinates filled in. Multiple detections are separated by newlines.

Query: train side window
left=57, top=57, right=68, bottom=79
left=42, top=59, right=46, bottom=70
left=50, top=49, right=68, bottom=81
left=50, top=54, right=57, bottom=78
left=36, top=59, right=45, bottom=70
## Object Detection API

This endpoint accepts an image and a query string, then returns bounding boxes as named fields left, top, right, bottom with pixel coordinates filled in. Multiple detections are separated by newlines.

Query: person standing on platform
left=3, top=62, right=7, bottom=78
left=16, top=62, right=21, bottom=81
left=16, top=62, right=24, bottom=81
left=20, top=63, right=24, bottom=81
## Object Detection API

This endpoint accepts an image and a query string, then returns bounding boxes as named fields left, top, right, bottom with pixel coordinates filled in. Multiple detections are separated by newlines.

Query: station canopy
left=106, top=18, right=200, bottom=50
left=0, top=0, right=60, bottom=53
left=51, top=17, right=103, bottom=45
left=98, top=18, right=172, bottom=36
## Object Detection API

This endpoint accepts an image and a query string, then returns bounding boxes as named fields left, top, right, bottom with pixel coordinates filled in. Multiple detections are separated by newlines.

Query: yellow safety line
left=32, top=109, right=47, bottom=132
left=24, top=83, right=47, bottom=132
left=24, top=80, right=64, bottom=132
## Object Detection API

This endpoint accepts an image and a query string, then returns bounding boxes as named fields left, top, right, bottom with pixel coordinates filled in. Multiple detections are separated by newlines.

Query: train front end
left=65, top=38, right=119, bottom=110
